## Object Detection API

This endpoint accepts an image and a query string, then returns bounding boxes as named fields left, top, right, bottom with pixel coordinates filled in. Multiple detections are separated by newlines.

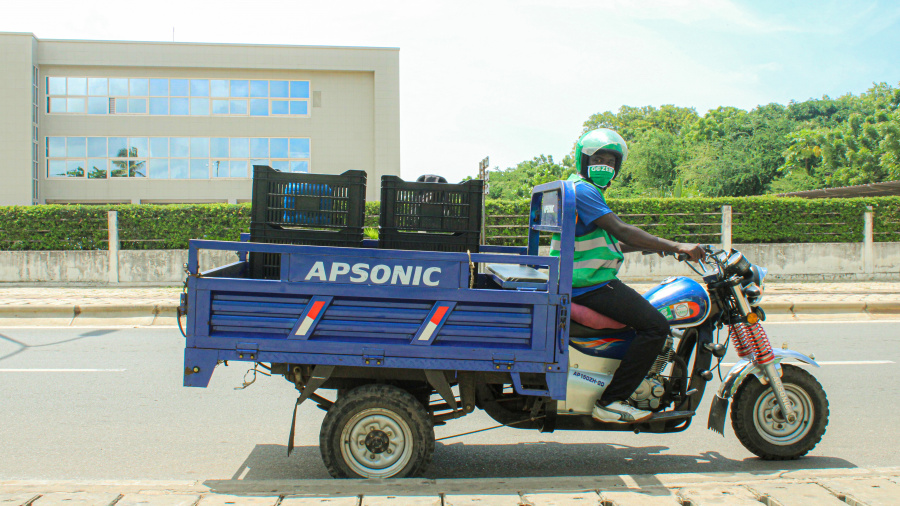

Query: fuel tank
left=644, top=276, right=711, bottom=328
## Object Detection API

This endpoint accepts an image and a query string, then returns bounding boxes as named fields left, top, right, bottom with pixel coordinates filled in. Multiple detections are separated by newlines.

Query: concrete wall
left=1, top=243, right=898, bottom=284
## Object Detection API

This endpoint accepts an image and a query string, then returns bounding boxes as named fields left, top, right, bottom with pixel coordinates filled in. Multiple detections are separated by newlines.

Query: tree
left=487, top=155, right=574, bottom=199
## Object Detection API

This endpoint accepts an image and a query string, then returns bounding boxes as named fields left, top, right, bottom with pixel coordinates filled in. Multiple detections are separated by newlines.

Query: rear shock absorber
left=729, top=323, right=774, bottom=364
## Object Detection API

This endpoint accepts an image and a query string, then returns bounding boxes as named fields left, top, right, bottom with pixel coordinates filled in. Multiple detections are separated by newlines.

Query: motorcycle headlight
left=743, top=282, right=763, bottom=307
left=743, top=264, right=768, bottom=293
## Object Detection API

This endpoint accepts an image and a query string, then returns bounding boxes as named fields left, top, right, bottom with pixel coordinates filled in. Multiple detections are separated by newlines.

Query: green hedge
left=0, top=197, right=897, bottom=250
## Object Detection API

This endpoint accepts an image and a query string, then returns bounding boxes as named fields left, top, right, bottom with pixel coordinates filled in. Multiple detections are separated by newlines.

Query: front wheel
left=319, top=384, right=434, bottom=478
left=731, top=364, right=829, bottom=460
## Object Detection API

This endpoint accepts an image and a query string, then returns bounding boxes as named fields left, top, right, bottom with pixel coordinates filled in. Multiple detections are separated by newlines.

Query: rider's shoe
left=592, top=400, right=652, bottom=424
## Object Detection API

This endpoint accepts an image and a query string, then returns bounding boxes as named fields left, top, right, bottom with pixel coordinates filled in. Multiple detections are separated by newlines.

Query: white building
left=0, top=32, right=400, bottom=205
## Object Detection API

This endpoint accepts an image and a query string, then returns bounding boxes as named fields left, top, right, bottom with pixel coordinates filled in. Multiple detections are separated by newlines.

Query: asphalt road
left=1, top=321, right=897, bottom=482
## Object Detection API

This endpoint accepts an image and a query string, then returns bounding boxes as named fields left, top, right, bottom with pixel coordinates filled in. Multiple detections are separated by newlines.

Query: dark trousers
left=573, top=279, right=670, bottom=405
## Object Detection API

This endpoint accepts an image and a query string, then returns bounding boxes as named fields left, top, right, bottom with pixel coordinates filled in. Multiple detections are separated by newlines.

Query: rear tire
left=320, top=384, right=434, bottom=478
left=731, top=364, right=828, bottom=460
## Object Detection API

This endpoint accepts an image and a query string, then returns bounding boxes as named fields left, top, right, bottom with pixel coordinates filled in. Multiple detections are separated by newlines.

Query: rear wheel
left=320, top=384, right=434, bottom=478
left=731, top=364, right=829, bottom=460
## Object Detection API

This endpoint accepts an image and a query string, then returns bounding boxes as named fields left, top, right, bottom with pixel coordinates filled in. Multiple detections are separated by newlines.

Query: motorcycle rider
left=551, top=128, right=704, bottom=423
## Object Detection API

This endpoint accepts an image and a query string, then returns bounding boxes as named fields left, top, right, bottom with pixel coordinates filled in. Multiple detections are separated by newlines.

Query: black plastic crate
left=379, top=229, right=480, bottom=253
left=248, top=223, right=364, bottom=279
left=379, top=176, right=483, bottom=233
left=251, top=165, right=367, bottom=230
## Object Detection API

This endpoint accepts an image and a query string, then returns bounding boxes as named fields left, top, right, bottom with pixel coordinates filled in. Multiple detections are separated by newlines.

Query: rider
left=551, top=128, right=704, bottom=424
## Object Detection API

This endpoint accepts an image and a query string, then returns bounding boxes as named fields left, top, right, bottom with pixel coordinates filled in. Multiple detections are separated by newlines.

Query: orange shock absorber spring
left=745, top=322, right=775, bottom=364
left=728, top=324, right=753, bottom=359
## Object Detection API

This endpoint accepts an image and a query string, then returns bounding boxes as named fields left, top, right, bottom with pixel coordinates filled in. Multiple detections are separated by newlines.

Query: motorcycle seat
left=569, top=320, right=634, bottom=338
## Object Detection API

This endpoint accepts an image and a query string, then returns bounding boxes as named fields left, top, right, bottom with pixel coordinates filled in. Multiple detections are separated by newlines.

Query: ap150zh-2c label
left=288, top=256, right=463, bottom=288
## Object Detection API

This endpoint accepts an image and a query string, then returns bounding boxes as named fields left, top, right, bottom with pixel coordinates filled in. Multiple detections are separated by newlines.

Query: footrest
left=485, top=264, right=549, bottom=290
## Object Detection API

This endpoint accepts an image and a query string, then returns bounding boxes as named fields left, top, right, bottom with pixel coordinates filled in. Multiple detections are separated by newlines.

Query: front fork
left=706, top=321, right=820, bottom=434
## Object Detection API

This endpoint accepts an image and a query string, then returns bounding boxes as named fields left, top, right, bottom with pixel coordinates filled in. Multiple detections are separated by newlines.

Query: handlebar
left=641, top=250, right=690, bottom=262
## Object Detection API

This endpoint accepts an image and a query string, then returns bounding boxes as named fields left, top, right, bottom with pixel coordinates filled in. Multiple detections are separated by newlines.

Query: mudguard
left=706, top=349, right=819, bottom=435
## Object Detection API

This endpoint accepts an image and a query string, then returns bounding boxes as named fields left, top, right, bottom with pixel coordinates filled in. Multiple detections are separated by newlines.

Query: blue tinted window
left=128, top=98, right=147, bottom=114
left=290, top=138, right=310, bottom=159
left=67, top=137, right=86, bottom=158
left=150, top=138, right=168, bottom=157
left=190, top=137, right=209, bottom=157
left=88, top=97, right=108, bottom=114
left=271, top=160, right=289, bottom=172
left=270, top=138, right=288, bottom=158
left=170, top=159, right=189, bottom=179
left=291, top=161, right=309, bottom=173
left=130, top=79, right=149, bottom=96
left=250, top=80, right=268, bottom=97
left=212, top=160, right=229, bottom=178
left=211, top=99, right=229, bottom=114
left=66, top=160, right=85, bottom=177
left=170, top=79, right=189, bottom=96
left=87, top=159, right=107, bottom=179
left=230, top=160, right=248, bottom=178
left=49, top=97, right=66, bottom=113
left=110, top=160, right=128, bottom=177
left=250, top=138, right=268, bottom=158
left=48, top=77, right=66, bottom=95
left=170, top=97, right=189, bottom=115
left=290, top=100, right=308, bottom=115
left=68, top=78, right=87, bottom=95
left=190, top=98, right=209, bottom=115
left=210, top=80, right=229, bottom=97
left=109, top=78, right=129, bottom=96
left=115, top=98, right=127, bottom=114
left=150, top=79, right=168, bottom=96
left=149, top=97, right=168, bottom=115
left=131, top=160, right=147, bottom=177
left=190, top=79, right=209, bottom=97
left=230, top=100, right=248, bottom=115
left=251, top=159, right=269, bottom=169
left=67, top=98, right=86, bottom=113
left=271, top=100, right=289, bottom=115
left=230, top=138, right=249, bottom=158
left=88, top=78, right=107, bottom=96
left=87, top=137, right=106, bottom=157
left=170, top=137, right=190, bottom=157
left=270, top=81, right=288, bottom=98
left=210, top=138, right=229, bottom=158
left=48, top=160, right=67, bottom=177
left=250, top=99, right=268, bottom=116
left=149, top=159, right=168, bottom=179
left=108, top=137, right=127, bottom=157
left=48, top=137, right=66, bottom=157
left=290, top=81, right=310, bottom=98
left=230, top=80, right=249, bottom=97
left=190, top=159, right=209, bottom=179
left=129, top=138, right=149, bottom=157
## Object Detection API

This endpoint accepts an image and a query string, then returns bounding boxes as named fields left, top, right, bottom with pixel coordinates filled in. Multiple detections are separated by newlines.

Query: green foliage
left=0, top=205, right=109, bottom=250
left=482, top=196, right=900, bottom=245
left=486, top=155, right=575, bottom=199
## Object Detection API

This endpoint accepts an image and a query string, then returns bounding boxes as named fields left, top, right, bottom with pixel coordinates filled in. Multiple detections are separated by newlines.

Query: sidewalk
left=2, top=467, right=899, bottom=505
left=0, top=282, right=899, bottom=326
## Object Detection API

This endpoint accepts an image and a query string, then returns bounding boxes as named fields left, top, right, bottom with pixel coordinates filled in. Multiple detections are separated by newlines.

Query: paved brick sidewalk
left=2, top=467, right=899, bottom=505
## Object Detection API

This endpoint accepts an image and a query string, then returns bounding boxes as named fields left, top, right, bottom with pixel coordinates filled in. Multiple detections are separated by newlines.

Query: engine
left=630, top=337, right=674, bottom=410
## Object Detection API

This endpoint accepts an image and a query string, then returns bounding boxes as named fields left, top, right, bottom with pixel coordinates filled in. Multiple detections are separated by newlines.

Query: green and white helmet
left=576, top=128, right=628, bottom=186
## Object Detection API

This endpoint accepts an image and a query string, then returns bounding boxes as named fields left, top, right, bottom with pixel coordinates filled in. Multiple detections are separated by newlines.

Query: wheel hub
left=364, top=429, right=390, bottom=454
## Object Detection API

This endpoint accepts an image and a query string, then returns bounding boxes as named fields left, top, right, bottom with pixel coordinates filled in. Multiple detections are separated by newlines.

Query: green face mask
left=587, top=164, right=616, bottom=187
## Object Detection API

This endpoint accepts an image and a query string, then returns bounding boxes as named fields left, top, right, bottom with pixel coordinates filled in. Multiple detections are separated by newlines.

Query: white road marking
left=0, top=368, right=126, bottom=372
left=721, top=360, right=893, bottom=367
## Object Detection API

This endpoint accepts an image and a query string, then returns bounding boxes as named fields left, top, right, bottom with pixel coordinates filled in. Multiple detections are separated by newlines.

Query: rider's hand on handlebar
left=676, top=243, right=705, bottom=262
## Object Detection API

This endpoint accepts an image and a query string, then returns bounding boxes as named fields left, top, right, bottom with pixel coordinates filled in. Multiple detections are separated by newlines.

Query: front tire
left=319, top=384, right=434, bottom=478
left=731, top=364, right=829, bottom=460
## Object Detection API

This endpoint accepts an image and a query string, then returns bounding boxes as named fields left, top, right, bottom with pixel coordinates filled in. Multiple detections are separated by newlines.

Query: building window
left=46, top=77, right=311, bottom=117
left=46, top=136, right=311, bottom=179
left=33, top=65, right=40, bottom=204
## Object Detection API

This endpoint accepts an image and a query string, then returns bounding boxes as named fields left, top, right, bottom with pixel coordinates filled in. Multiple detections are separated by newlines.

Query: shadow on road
left=0, top=329, right=117, bottom=362
left=202, top=441, right=857, bottom=495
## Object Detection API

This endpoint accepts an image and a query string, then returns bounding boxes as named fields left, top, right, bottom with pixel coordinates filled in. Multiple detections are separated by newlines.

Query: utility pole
left=478, top=157, right=489, bottom=247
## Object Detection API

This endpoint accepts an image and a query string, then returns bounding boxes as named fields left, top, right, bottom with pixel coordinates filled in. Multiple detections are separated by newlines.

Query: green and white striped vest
left=550, top=175, right=624, bottom=288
